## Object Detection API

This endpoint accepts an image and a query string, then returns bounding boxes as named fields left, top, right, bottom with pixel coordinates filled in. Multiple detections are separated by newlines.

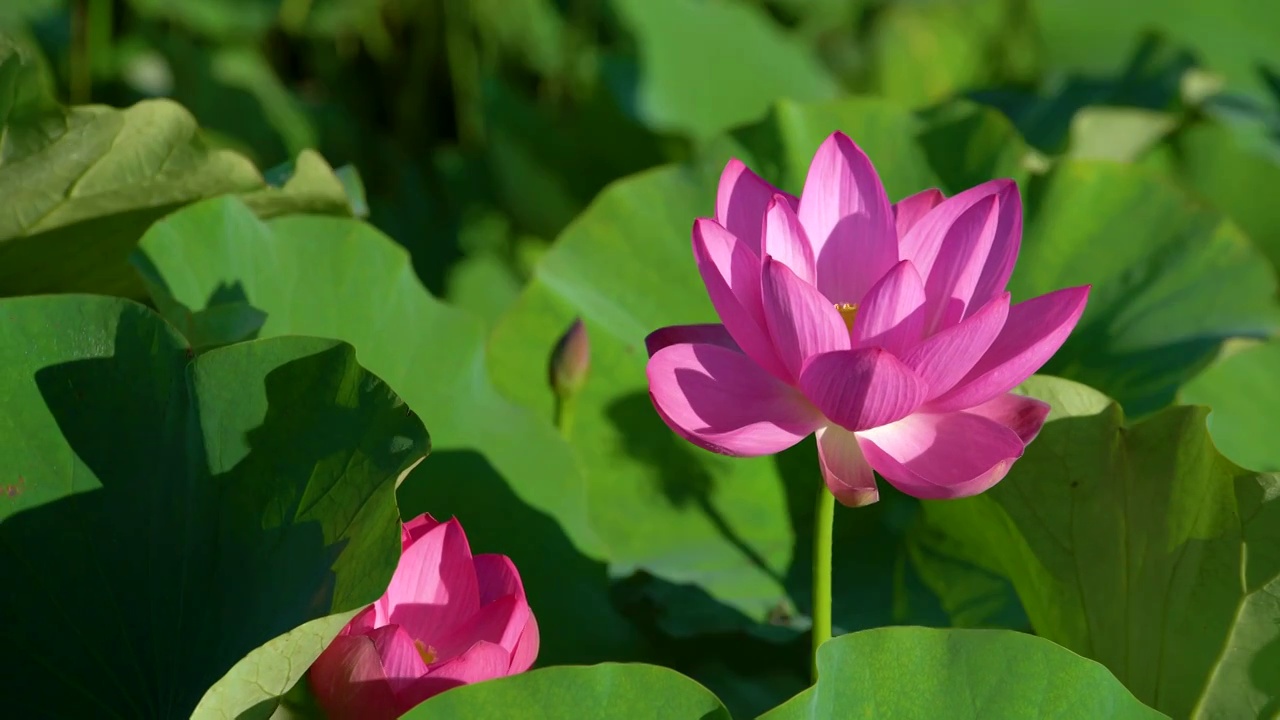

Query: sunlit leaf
left=916, top=376, right=1280, bottom=719
left=761, top=627, right=1166, bottom=719
left=133, top=197, right=643, bottom=666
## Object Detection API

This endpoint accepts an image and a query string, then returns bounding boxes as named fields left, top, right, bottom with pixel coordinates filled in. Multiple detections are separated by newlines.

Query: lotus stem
left=811, top=485, right=835, bottom=684
left=70, top=0, right=90, bottom=104
left=553, top=394, right=576, bottom=439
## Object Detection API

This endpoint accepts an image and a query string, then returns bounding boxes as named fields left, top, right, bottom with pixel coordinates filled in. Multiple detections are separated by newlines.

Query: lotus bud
left=549, top=318, right=590, bottom=399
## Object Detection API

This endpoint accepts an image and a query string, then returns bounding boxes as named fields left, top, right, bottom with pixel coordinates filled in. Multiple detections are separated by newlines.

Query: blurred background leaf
left=605, top=0, right=840, bottom=138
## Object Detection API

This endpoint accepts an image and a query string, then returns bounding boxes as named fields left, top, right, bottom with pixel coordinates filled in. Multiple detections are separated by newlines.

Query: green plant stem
left=442, top=0, right=484, bottom=146
left=553, top=394, right=576, bottom=439
left=811, top=485, right=835, bottom=684
left=70, top=0, right=90, bottom=104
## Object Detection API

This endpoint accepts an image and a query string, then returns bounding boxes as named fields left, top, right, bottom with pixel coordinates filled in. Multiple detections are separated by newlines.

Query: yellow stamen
left=414, top=639, right=438, bottom=665
left=835, top=303, right=859, bottom=333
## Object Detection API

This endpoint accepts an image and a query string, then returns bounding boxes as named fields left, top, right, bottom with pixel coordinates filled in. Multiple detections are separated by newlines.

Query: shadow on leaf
left=0, top=311, right=413, bottom=717
left=605, top=392, right=785, bottom=588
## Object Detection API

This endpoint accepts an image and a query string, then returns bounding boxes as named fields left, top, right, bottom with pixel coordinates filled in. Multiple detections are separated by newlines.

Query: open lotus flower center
left=414, top=639, right=438, bottom=665
left=834, top=303, right=859, bottom=333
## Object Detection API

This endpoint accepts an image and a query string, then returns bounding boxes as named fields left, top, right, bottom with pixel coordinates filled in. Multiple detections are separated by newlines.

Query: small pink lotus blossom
left=645, top=132, right=1089, bottom=506
left=309, top=514, right=539, bottom=719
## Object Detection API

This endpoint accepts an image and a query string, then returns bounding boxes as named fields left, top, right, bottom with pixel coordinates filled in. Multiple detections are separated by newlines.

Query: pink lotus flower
left=309, top=514, right=539, bottom=719
left=645, top=132, right=1089, bottom=506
